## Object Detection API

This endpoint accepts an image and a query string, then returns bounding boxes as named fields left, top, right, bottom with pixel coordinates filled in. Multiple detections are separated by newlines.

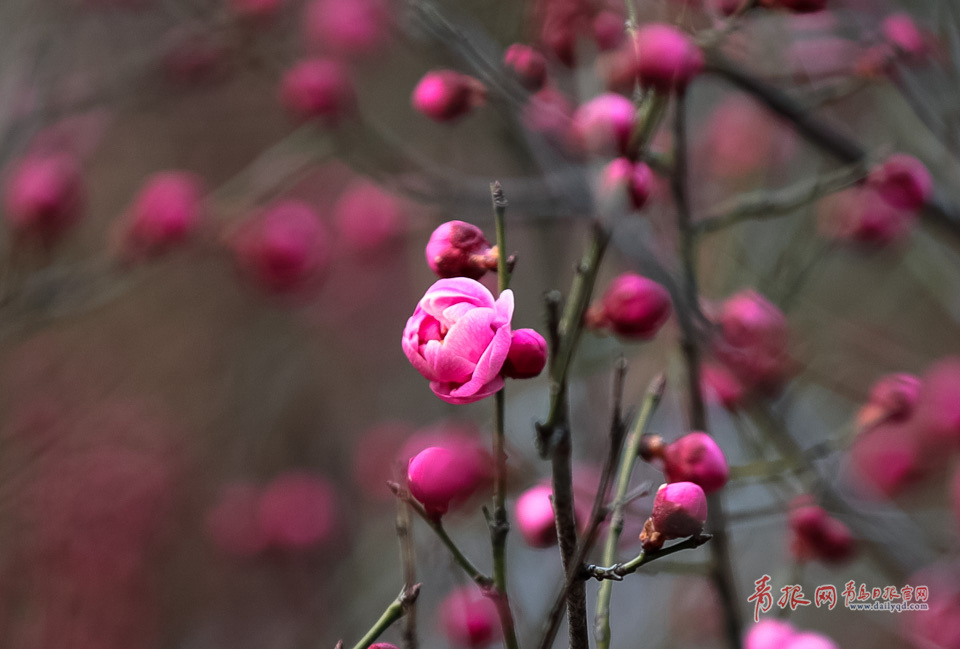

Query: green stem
left=351, top=585, right=421, bottom=649
left=489, top=181, right=520, bottom=649
left=594, top=376, right=665, bottom=649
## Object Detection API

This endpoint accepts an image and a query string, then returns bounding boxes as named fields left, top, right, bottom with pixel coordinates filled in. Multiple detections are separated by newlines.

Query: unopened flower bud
left=425, top=220, right=496, bottom=279
left=412, top=70, right=486, bottom=122
left=595, top=272, right=672, bottom=339
left=303, top=0, right=391, bottom=59
left=746, top=619, right=797, bottom=649
left=633, top=24, right=703, bottom=92
left=883, top=13, right=929, bottom=60
left=857, top=372, right=921, bottom=429
left=407, top=446, right=488, bottom=518
left=503, top=329, right=548, bottom=379
left=788, top=496, right=856, bottom=564
left=592, top=11, right=626, bottom=51
left=714, top=289, right=791, bottom=395
left=257, top=472, right=338, bottom=551
left=663, top=432, right=730, bottom=494
left=776, top=0, right=827, bottom=13
left=281, top=58, right=355, bottom=124
left=440, top=586, right=502, bottom=648
left=515, top=484, right=558, bottom=548
left=868, top=154, right=932, bottom=212
left=648, top=481, right=708, bottom=542
left=504, top=44, right=548, bottom=91
left=786, top=633, right=840, bottom=649
left=599, top=158, right=653, bottom=211
left=231, top=200, right=330, bottom=294
left=638, top=434, right=665, bottom=462
left=3, top=152, right=84, bottom=241
left=572, top=93, right=635, bottom=157
left=119, top=171, right=204, bottom=259
left=333, top=180, right=408, bottom=255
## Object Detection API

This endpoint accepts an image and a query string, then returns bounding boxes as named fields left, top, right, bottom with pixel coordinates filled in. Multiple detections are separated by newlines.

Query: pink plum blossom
left=788, top=496, right=856, bottom=564
left=407, top=446, right=490, bottom=517
left=515, top=483, right=560, bottom=548
left=333, top=180, right=408, bottom=254
left=303, top=0, right=391, bottom=58
left=402, top=278, right=514, bottom=404
left=649, top=481, right=708, bottom=540
left=633, top=24, right=703, bottom=92
left=590, top=272, right=672, bottom=339
left=599, top=158, right=653, bottom=211
left=868, top=154, right=933, bottom=212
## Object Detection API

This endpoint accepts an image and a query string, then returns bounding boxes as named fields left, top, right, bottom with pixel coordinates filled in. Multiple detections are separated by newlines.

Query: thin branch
left=594, top=374, right=666, bottom=649
left=395, top=471, right=419, bottom=649
left=388, top=482, right=493, bottom=589
left=694, top=164, right=866, bottom=236
left=584, top=535, right=714, bottom=581
left=350, top=584, right=422, bottom=649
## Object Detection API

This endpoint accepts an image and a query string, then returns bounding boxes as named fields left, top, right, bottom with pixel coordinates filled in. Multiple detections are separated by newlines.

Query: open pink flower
left=402, top=278, right=514, bottom=404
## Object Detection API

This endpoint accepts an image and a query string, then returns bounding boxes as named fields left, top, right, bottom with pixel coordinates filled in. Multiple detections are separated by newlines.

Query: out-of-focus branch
left=394, top=470, right=418, bottom=649
left=671, top=92, right=743, bottom=649
left=694, top=164, right=866, bottom=236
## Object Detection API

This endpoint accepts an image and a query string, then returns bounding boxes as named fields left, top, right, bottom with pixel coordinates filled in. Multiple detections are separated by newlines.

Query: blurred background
left=0, top=0, right=959, bottom=648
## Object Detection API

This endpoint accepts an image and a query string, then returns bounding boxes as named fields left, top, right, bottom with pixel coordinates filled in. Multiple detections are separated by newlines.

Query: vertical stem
left=395, top=475, right=418, bottom=649
left=671, top=93, right=743, bottom=649
left=490, top=182, right=520, bottom=649
left=594, top=375, right=665, bottom=649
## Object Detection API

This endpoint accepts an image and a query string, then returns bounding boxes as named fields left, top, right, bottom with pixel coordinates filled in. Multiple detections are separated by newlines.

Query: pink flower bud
left=633, top=24, right=703, bottom=92
left=204, top=483, right=268, bottom=558
left=571, top=93, right=635, bottom=157
left=911, top=358, right=960, bottom=457
left=119, top=171, right=204, bottom=259
left=522, top=88, right=576, bottom=151
left=702, top=363, right=746, bottom=411
left=663, top=432, right=730, bottom=494
left=333, top=180, right=408, bottom=254
left=714, top=289, right=791, bottom=395
left=257, top=472, right=337, bottom=551
left=650, top=481, right=708, bottom=539
left=3, top=152, right=84, bottom=241
left=857, top=372, right=921, bottom=428
left=369, top=645, right=399, bottom=649
left=515, top=484, right=559, bottom=548
left=504, top=44, right=548, bottom=91
left=883, top=13, right=928, bottom=59
left=599, top=158, right=653, bottom=211
left=776, top=0, right=827, bottom=13
left=746, top=620, right=796, bottom=649
left=868, top=154, right=933, bottom=212
left=785, top=633, right=840, bottom=649
left=818, top=186, right=915, bottom=246
left=439, top=586, right=502, bottom=648
left=850, top=421, right=923, bottom=498
left=788, top=496, right=856, bottom=564
left=596, top=272, right=672, bottom=339
left=503, top=329, right=548, bottom=379
left=281, top=59, right=355, bottom=125
left=412, top=70, right=486, bottom=122
left=228, top=0, right=283, bottom=20
left=407, top=446, right=490, bottom=517
left=303, top=0, right=391, bottom=59
left=425, top=220, right=495, bottom=279
left=232, top=200, right=330, bottom=293
left=592, top=11, right=626, bottom=51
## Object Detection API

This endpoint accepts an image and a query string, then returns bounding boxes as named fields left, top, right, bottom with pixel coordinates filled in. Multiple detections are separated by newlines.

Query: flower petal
left=431, top=375, right=504, bottom=405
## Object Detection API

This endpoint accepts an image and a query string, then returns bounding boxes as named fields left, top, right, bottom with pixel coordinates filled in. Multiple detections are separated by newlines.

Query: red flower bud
left=663, top=432, right=730, bottom=494
left=633, top=24, right=703, bottom=92
left=868, top=154, right=933, bottom=212
left=440, top=586, right=502, bottom=648
left=3, top=152, right=84, bottom=242
left=788, top=496, right=856, bottom=564
left=281, top=58, right=355, bottom=124
left=425, top=220, right=495, bottom=279
left=650, top=481, right=708, bottom=539
left=599, top=158, right=653, bottom=211
left=595, top=272, right=672, bottom=339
